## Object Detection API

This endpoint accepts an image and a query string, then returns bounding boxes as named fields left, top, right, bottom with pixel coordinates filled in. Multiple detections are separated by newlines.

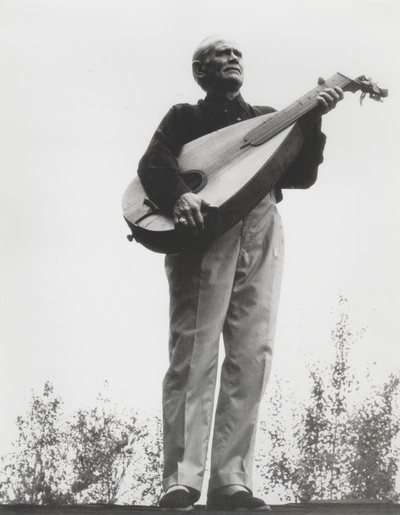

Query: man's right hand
left=173, top=192, right=217, bottom=237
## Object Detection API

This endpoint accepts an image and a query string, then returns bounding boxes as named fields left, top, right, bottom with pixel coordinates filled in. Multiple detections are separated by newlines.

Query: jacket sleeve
left=137, top=105, right=197, bottom=213
left=276, top=110, right=327, bottom=190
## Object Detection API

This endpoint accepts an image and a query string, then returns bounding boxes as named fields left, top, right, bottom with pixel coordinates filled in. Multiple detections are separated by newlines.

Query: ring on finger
left=178, top=217, right=186, bottom=224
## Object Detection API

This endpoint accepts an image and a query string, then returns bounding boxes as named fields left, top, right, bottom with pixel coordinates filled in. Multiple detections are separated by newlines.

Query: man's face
left=202, top=39, right=244, bottom=93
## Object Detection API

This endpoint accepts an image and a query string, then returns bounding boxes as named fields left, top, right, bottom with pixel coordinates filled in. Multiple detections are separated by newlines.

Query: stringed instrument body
left=122, top=73, right=387, bottom=254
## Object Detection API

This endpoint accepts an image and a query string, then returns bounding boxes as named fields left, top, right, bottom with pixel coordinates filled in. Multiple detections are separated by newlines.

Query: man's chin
left=219, top=76, right=243, bottom=92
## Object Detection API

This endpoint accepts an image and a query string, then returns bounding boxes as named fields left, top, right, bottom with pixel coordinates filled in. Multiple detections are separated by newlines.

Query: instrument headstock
left=343, top=75, right=388, bottom=104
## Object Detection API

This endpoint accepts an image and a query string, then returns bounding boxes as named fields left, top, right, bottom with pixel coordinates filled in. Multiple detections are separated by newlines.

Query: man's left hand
left=317, top=86, right=344, bottom=114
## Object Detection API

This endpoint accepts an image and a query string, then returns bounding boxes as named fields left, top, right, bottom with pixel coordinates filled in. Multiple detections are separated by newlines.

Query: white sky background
left=1, top=0, right=400, bottom=460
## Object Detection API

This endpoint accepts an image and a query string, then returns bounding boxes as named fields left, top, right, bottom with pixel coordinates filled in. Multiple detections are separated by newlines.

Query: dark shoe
left=159, top=488, right=198, bottom=510
left=207, top=490, right=271, bottom=511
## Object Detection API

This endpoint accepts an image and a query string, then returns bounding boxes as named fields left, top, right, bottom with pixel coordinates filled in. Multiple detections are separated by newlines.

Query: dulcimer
left=122, top=73, right=387, bottom=254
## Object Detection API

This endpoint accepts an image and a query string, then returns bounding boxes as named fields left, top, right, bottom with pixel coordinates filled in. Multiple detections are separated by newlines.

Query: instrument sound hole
left=180, top=170, right=207, bottom=194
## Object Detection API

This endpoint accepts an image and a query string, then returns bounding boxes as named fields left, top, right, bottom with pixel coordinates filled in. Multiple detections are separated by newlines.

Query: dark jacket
left=138, top=93, right=327, bottom=213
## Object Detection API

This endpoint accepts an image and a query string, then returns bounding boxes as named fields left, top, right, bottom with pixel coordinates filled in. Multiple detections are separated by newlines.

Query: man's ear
left=192, top=60, right=205, bottom=80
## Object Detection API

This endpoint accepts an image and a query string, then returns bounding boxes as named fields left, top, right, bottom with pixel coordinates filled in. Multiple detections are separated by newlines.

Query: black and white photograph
left=1, top=0, right=399, bottom=512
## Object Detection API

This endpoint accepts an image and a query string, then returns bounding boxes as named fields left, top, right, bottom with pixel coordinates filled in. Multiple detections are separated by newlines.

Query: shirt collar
left=204, top=92, right=252, bottom=116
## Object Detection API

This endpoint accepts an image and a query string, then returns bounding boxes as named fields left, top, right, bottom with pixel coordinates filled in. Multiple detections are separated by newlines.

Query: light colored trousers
left=163, top=191, right=284, bottom=497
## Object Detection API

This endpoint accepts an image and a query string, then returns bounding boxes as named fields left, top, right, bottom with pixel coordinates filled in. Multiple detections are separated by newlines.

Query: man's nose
left=228, top=51, right=239, bottom=62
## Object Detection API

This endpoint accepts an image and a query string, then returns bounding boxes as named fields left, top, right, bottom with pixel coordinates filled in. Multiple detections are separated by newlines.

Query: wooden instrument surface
left=122, top=73, right=388, bottom=253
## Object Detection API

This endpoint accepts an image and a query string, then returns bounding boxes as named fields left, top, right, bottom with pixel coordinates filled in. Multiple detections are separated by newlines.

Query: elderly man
left=138, top=36, right=343, bottom=511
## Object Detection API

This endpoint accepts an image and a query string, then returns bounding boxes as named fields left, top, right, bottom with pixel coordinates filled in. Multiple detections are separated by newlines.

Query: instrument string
left=184, top=74, right=352, bottom=191
left=244, top=74, right=351, bottom=146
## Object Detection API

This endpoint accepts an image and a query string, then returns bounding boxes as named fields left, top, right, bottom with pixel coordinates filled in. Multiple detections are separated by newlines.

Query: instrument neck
left=244, top=73, right=353, bottom=147
left=281, top=72, right=351, bottom=122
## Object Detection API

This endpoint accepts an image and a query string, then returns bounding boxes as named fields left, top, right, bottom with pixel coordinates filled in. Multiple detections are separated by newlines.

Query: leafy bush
left=258, top=297, right=400, bottom=502
left=0, top=382, right=162, bottom=505
left=1, top=298, right=399, bottom=505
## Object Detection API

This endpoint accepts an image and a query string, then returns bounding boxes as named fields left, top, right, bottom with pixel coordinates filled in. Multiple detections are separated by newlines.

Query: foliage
left=292, top=297, right=356, bottom=501
left=256, top=379, right=296, bottom=502
left=70, top=387, right=142, bottom=503
left=1, top=297, right=399, bottom=505
left=258, top=297, right=400, bottom=502
left=0, top=382, right=163, bottom=505
left=132, top=413, right=163, bottom=504
left=346, top=374, right=400, bottom=501
left=0, top=382, right=73, bottom=504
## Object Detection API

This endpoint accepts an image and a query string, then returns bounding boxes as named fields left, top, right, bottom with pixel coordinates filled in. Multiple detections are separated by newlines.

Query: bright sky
left=1, top=0, right=400, bottom=459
